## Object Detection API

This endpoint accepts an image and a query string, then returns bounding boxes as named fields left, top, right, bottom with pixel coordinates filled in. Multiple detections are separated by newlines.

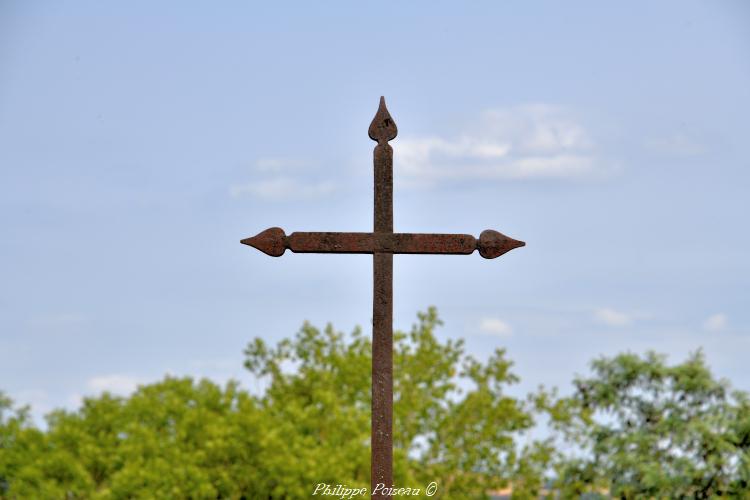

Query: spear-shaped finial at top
left=368, top=96, right=398, bottom=143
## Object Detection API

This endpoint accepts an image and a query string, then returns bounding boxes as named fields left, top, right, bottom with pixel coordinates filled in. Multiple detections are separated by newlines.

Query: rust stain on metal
left=370, top=96, right=395, bottom=498
left=478, top=229, right=525, bottom=259
left=242, top=230, right=525, bottom=257
left=240, top=227, right=287, bottom=257
left=241, top=97, right=524, bottom=499
left=288, top=232, right=375, bottom=254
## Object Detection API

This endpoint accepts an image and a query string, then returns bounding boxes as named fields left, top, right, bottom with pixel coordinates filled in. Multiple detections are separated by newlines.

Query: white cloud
left=230, top=177, right=336, bottom=201
left=703, top=313, right=727, bottom=332
left=190, top=358, right=238, bottom=371
left=396, top=104, right=606, bottom=186
left=594, top=307, right=633, bottom=327
left=87, top=374, right=142, bottom=395
left=231, top=157, right=332, bottom=201
left=15, top=389, right=50, bottom=411
left=479, top=317, right=513, bottom=337
left=67, top=393, right=84, bottom=409
left=255, top=157, right=310, bottom=172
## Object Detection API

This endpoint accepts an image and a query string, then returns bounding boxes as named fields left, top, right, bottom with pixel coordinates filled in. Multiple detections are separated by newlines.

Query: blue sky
left=1, top=1, right=749, bottom=422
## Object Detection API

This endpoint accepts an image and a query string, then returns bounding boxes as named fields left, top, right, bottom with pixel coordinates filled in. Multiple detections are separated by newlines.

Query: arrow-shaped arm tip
left=478, top=229, right=525, bottom=259
left=241, top=227, right=287, bottom=257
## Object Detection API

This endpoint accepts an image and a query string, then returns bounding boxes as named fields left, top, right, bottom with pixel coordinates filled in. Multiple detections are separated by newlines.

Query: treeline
left=1, top=308, right=748, bottom=498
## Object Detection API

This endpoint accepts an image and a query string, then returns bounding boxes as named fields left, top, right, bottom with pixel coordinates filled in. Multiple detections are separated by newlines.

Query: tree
left=0, top=309, right=549, bottom=498
left=243, top=307, right=551, bottom=498
left=2, top=379, right=271, bottom=499
left=545, top=351, right=750, bottom=498
left=5, top=312, right=747, bottom=498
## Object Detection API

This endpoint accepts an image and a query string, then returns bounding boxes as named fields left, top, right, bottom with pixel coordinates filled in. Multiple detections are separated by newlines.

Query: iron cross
left=241, top=97, right=524, bottom=499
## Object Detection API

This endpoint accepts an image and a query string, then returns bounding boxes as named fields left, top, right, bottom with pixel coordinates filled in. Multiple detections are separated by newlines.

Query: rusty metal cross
left=241, top=97, right=524, bottom=498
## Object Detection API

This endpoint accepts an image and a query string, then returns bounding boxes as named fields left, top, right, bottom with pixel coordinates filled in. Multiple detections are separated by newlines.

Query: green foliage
left=2, top=312, right=748, bottom=498
left=545, top=350, right=750, bottom=498
left=2, top=380, right=269, bottom=499
left=243, top=307, right=547, bottom=498
left=0, top=309, right=546, bottom=498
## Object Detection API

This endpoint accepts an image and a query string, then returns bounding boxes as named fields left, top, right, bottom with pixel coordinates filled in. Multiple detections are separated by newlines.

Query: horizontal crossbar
left=241, top=227, right=524, bottom=259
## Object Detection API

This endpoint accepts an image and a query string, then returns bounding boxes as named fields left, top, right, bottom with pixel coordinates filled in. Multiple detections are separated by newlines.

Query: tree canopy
left=1, top=308, right=748, bottom=498
left=544, top=351, right=750, bottom=498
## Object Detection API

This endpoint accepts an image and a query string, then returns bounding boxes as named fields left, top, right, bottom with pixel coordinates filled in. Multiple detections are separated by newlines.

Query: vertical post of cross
left=369, top=96, right=397, bottom=498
